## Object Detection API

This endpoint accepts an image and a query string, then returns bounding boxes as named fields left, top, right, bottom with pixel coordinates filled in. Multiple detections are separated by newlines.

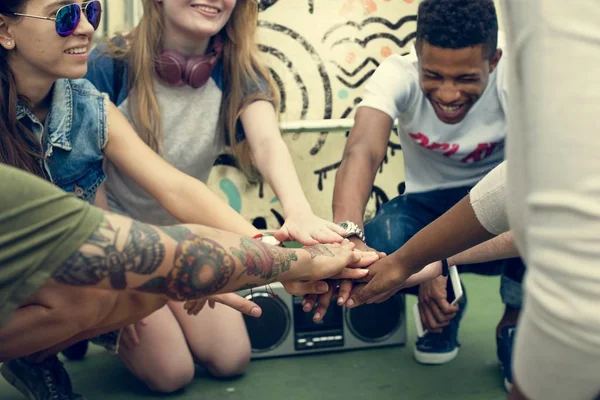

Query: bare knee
left=202, top=343, right=251, bottom=378
left=141, top=363, right=195, bottom=393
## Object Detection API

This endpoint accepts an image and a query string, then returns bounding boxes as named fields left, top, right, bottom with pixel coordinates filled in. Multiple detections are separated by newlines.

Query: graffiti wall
left=209, top=0, right=420, bottom=230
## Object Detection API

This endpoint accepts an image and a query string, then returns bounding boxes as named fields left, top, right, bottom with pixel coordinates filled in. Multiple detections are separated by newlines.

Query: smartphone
left=414, top=265, right=463, bottom=338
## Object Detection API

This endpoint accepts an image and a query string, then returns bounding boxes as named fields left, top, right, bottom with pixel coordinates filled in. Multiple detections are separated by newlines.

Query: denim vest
left=16, top=79, right=108, bottom=203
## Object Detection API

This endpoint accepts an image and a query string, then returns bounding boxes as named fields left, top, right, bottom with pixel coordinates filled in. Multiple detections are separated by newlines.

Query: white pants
left=502, top=1, right=600, bottom=399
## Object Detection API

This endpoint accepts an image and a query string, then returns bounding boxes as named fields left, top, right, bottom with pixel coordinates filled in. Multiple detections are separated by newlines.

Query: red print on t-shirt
left=409, top=132, right=459, bottom=157
left=409, top=132, right=501, bottom=163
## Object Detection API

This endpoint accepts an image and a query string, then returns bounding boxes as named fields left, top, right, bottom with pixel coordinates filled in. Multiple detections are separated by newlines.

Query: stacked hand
left=301, top=243, right=459, bottom=325
left=273, top=213, right=374, bottom=298
left=301, top=239, right=380, bottom=282
left=273, top=210, right=348, bottom=246
left=348, top=258, right=448, bottom=306
left=301, top=238, right=385, bottom=322
left=181, top=240, right=377, bottom=323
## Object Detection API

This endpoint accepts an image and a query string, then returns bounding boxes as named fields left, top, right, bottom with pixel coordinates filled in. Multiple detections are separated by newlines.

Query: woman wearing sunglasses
left=0, top=1, right=343, bottom=399
left=77, top=0, right=356, bottom=395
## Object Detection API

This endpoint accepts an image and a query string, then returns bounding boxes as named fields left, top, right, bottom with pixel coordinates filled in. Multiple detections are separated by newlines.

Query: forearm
left=0, top=284, right=153, bottom=361
left=393, top=194, right=496, bottom=276
left=332, top=148, right=380, bottom=227
left=0, top=305, right=80, bottom=361
left=0, top=290, right=166, bottom=361
left=332, top=108, right=391, bottom=226
left=36, top=291, right=167, bottom=359
left=254, top=139, right=312, bottom=217
left=50, top=212, right=315, bottom=301
left=447, top=231, right=518, bottom=266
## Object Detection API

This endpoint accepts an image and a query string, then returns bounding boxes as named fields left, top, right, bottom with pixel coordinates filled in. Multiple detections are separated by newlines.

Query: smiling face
left=0, top=0, right=97, bottom=83
left=418, top=40, right=502, bottom=124
left=159, top=0, right=236, bottom=45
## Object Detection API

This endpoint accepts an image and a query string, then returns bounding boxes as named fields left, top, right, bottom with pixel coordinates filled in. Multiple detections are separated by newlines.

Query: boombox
left=238, top=283, right=406, bottom=359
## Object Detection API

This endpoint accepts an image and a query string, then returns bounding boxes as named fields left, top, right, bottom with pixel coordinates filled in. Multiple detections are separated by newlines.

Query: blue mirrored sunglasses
left=11, top=1, right=102, bottom=38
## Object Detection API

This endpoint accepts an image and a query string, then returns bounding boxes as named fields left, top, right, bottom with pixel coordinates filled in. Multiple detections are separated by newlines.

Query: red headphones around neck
left=154, top=36, right=223, bottom=89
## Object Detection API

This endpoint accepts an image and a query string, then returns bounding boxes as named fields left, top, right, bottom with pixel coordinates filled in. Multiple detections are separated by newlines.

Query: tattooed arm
left=50, top=212, right=370, bottom=300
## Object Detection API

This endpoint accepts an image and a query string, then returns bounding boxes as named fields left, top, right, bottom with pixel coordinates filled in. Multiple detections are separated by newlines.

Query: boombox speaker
left=238, top=283, right=406, bottom=359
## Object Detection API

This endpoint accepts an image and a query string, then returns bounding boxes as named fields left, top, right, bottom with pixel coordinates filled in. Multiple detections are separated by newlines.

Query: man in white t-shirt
left=330, top=0, right=524, bottom=388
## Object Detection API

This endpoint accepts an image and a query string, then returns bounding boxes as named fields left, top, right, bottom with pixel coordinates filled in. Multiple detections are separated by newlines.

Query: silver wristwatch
left=337, top=221, right=366, bottom=243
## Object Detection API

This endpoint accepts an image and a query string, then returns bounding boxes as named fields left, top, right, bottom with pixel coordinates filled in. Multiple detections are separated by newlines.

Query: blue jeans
left=364, top=186, right=523, bottom=308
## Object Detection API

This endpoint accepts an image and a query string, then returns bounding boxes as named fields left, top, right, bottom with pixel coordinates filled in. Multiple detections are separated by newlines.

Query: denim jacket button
left=74, top=185, right=85, bottom=198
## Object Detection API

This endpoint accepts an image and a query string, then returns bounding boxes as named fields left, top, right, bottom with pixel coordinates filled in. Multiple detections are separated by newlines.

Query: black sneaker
left=61, top=341, right=89, bottom=361
left=413, top=289, right=467, bottom=365
left=497, top=325, right=516, bottom=392
left=1, top=355, right=86, bottom=400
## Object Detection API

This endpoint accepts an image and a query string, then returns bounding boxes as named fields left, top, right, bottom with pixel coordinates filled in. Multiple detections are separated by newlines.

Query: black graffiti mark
left=258, top=22, right=333, bottom=155
left=340, top=97, right=363, bottom=119
left=389, top=126, right=402, bottom=155
left=371, top=185, right=389, bottom=211
left=329, top=57, right=380, bottom=77
left=310, top=134, right=329, bottom=156
left=269, top=67, right=286, bottom=114
left=253, top=217, right=268, bottom=230
left=331, top=32, right=417, bottom=50
left=388, top=141, right=402, bottom=155
left=271, top=209, right=285, bottom=227
left=259, top=0, right=314, bottom=15
left=213, top=154, right=237, bottom=167
left=260, top=45, right=308, bottom=121
left=336, top=69, right=376, bottom=89
left=314, top=161, right=342, bottom=191
left=322, top=15, right=417, bottom=43
left=379, top=153, right=389, bottom=174
left=335, top=97, right=363, bottom=138
left=258, top=22, right=332, bottom=118
left=257, top=0, right=279, bottom=12
left=398, top=182, right=406, bottom=196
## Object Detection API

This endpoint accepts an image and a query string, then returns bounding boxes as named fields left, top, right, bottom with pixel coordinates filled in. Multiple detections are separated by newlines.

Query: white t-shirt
left=359, top=36, right=508, bottom=194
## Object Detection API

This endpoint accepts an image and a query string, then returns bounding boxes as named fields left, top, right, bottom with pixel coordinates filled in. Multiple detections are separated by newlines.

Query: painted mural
left=209, top=0, right=420, bottom=229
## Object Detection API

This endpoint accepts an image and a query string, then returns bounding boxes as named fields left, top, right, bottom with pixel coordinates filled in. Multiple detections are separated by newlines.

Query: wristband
left=441, top=258, right=449, bottom=277
left=253, top=233, right=282, bottom=246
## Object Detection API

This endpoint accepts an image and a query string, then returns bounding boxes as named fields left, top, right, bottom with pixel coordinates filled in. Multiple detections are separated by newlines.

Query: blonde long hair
left=105, top=0, right=278, bottom=177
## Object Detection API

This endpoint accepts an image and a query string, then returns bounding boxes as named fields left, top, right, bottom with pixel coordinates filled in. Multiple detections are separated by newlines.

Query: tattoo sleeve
left=52, top=217, right=301, bottom=300
left=135, top=228, right=236, bottom=300
left=53, top=218, right=165, bottom=289
left=232, top=237, right=298, bottom=280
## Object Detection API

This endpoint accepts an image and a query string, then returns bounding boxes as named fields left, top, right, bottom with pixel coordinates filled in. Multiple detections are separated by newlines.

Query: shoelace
left=42, top=367, right=60, bottom=400
left=417, top=325, right=455, bottom=347
left=42, top=357, right=73, bottom=400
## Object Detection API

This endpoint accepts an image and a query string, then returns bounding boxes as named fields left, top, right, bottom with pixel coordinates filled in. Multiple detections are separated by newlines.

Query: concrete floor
left=0, top=274, right=508, bottom=400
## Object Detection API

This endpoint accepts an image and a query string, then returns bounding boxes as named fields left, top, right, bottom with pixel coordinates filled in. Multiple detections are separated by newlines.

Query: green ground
left=0, top=274, right=508, bottom=400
